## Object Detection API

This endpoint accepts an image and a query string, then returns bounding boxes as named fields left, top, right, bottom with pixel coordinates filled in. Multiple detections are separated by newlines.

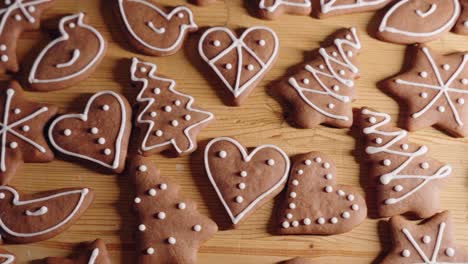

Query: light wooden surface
left=4, top=0, right=468, bottom=263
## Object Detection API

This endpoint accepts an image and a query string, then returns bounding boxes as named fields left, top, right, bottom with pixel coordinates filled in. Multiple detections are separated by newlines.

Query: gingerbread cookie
left=318, top=0, right=391, bottom=18
left=0, top=0, right=55, bottom=73
left=130, top=58, right=214, bottom=157
left=283, top=258, right=316, bottom=264
left=384, top=45, right=468, bottom=138
left=0, top=186, right=93, bottom=244
left=381, top=211, right=468, bottom=264
left=116, top=0, right=197, bottom=57
left=46, top=239, right=110, bottom=264
left=360, top=108, right=451, bottom=218
left=454, top=0, right=468, bottom=35
left=129, top=156, right=217, bottom=264
left=28, top=12, right=107, bottom=91
left=377, top=0, right=460, bottom=44
left=0, top=81, right=57, bottom=185
left=278, top=152, right=367, bottom=235
left=204, top=137, right=290, bottom=227
left=48, top=91, right=131, bottom=173
left=0, top=248, right=15, bottom=263
left=257, top=0, right=312, bottom=20
left=273, top=28, right=360, bottom=129
left=192, top=0, right=218, bottom=5
left=199, top=26, right=279, bottom=106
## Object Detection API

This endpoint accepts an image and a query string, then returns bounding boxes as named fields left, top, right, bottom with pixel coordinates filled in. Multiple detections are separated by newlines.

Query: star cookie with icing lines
left=377, top=0, right=460, bottom=44
left=28, top=12, right=107, bottom=91
left=204, top=137, right=290, bottom=227
left=360, top=108, right=451, bottom=218
left=381, top=211, right=468, bottom=264
left=0, top=248, right=15, bottom=264
left=454, top=0, right=468, bottom=35
left=129, top=156, right=218, bottom=264
left=257, top=0, right=312, bottom=20
left=130, top=58, right=214, bottom=157
left=48, top=91, right=132, bottom=173
left=272, top=28, right=360, bottom=129
left=46, top=239, right=111, bottom=264
left=0, top=186, right=94, bottom=244
left=278, top=152, right=367, bottom=235
left=0, top=81, right=57, bottom=186
left=116, top=0, right=197, bottom=56
left=384, top=45, right=468, bottom=137
left=199, top=26, right=279, bottom=106
left=318, top=0, right=391, bottom=19
left=0, top=0, right=55, bottom=73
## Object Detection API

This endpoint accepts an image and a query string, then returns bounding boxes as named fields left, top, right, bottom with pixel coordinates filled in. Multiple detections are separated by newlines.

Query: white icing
left=157, top=212, right=166, bottom=219
left=148, top=188, right=156, bottom=196
left=168, top=237, right=176, bottom=245
left=118, top=2, right=197, bottom=53
left=146, top=248, right=155, bottom=255
left=415, top=4, right=437, bottom=18
left=259, top=0, right=311, bottom=13
left=0, top=253, right=14, bottom=264
left=445, top=248, right=455, bottom=257
left=204, top=137, right=290, bottom=225
left=138, top=165, right=147, bottom=172
left=130, top=58, right=214, bottom=154
left=362, top=109, right=451, bottom=205
left=25, top=206, right=48, bottom=216
left=321, top=0, right=388, bottom=14
left=401, top=222, right=449, bottom=263
left=29, top=13, right=106, bottom=85
left=288, top=28, right=360, bottom=121
left=199, top=26, right=279, bottom=99
left=48, top=91, right=128, bottom=170
left=134, top=197, right=141, bottom=203
left=193, top=225, right=202, bottom=232
left=146, top=21, right=165, bottom=34
left=88, top=248, right=99, bottom=264
left=177, top=202, right=186, bottom=209
left=159, top=183, right=167, bottom=190
left=0, top=186, right=89, bottom=238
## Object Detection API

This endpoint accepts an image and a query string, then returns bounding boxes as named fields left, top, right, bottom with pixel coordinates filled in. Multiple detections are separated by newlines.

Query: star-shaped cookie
left=381, top=211, right=468, bottom=264
left=384, top=45, right=468, bottom=137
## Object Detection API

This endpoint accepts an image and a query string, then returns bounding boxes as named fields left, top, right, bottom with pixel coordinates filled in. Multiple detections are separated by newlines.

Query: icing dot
left=183, top=114, right=191, bottom=121
left=28, top=6, right=35, bottom=12
left=238, top=182, right=246, bottom=190
left=375, top=137, right=383, bottom=144
left=369, top=117, right=377, bottom=124
left=420, top=162, right=430, bottom=169
left=140, top=67, right=147, bottom=73
left=443, top=64, right=451, bottom=71
left=63, top=129, right=72, bottom=136
left=146, top=248, right=155, bottom=255
left=178, top=202, right=186, bottom=210
left=332, top=52, right=338, bottom=57
left=422, top=235, right=431, bottom=244
left=240, top=171, right=247, bottom=177
left=168, top=237, right=177, bottom=245
left=90, top=127, right=99, bottom=134
left=97, top=137, right=106, bottom=145
left=164, top=106, right=172, bottom=112
left=297, top=169, right=304, bottom=175
left=235, top=196, right=244, bottom=203
left=401, top=144, right=409, bottom=150
left=347, top=194, right=355, bottom=201
left=347, top=51, right=353, bottom=57
left=258, top=39, right=266, bottom=46
left=330, top=217, right=338, bottom=224
left=155, top=130, right=163, bottom=137
left=292, top=179, right=299, bottom=186
left=153, top=88, right=161, bottom=94
left=402, top=249, right=411, bottom=257
left=323, top=162, right=330, bottom=169
left=138, top=165, right=148, bottom=172
left=346, top=34, right=352, bottom=40
left=319, top=65, right=325, bottom=70
left=317, top=217, right=325, bottom=225
left=0, top=44, right=6, bottom=51
left=157, top=212, right=166, bottom=219
left=14, top=14, right=21, bottom=21
left=420, top=92, right=428, bottom=98
left=303, top=78, right=310, bottom=85
left=225, top=63, right=232, bottom=70
left=1, top=55, right=8, bottom=62
left=327, top=103, right=335, bottom=109
left=289, top=203, right=296, bottom=209
left=213, top=40, right=221, bottom=47
left=313, top=157, right=320, bottom=163
left=21, top=125, right=29, bottom=132
left=419, top=71, right=428, bottom=78
left=0, top=193, right=5, bottom=199
left=289, top=192, right=297, bottom=198
left=465, top=21, right=468, bottom=27
left=134, top=197, right=141, bottom=204
left=337, top=190, right=345, bottom=196
left=351, top=204, right=359, bottom=211
left=150, top=112, right=157, bottom=117
left=291, top=220, right=299, bottom=227
left=171, top=120, right=179, bottom=127
left=462, top=79, right=468, bottom=85
left=148, top=189, right=157, bottom=196
left=339, top=70, right=346, bottom=75
left=438, top=106, right=446, bottom=113
left=138, top=224, right=146, bottom=231
left=393, top=185, right=403, bottom=192
left=69, top=22, right=76, bottom=28
left=342, top=212, right=350, bottom=219
left=174, top=100, right=181, bottom=106
left=218, top=150, right=227, bottom=158
left=286, top=213, right=293, bottom=219
left=267, top=159, right=275, bottom=166
left=102, top=105, right=110, bottom=111
left=282, top=221, right=290, bottom=228
left=325, top=173, right=333, bottom=180
left=247, top=64, right=254, bottom=71
left=13, top=108, right=20, bottom=114
left=193, top=225, right=202, bottom=232
left=445, top=248, right=455, bottom=257
left=458, top=98, right=465, bottom=105
left=9, top=142, right=17, bottom=149
left=178, top=12, right=184, bottom=18
left=303, top=218, right=311, bottom=225
left=382, top=159, right=392, bottom=166
left=160, top=183, right=168, bottom=190
left=333, top=85, right=340, bottom=91
left=324, top=186, right=333, bottom=193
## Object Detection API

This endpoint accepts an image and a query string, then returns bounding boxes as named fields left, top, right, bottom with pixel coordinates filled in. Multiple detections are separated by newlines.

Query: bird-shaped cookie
left=116, top=0, right=197, bottom=56
left=0, top=248, right=15, bottom=263
left=0, top=186, right=94, bottom=244
left=45, top=239, right=111, bottom=264
left=28, top=12, right=107, bottom=91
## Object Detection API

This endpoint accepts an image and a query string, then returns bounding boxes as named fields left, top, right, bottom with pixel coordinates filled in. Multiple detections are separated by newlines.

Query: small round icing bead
left=303, top=78, right=310, bottom=84
left=28, top=6, right=35, bottom=12
left=168, top=237, right=176, bottom=245
left=303, top=218, right=311, bottom=225
left=297, top=169, right=304, bottom=175
left=102, top=104, right=110, bottom=111
left=0, top=44, right=6, bottom=51
left=351, top=204, right=359, bottom=211
left=0, top=193, right=5, bottom=199
left=333, top=85, right=340, bottom=91
left=332, top=52, right=338, bottom=57
left=319, top=64, right=325, bottom=69
left=289, top=203, right=296, bottom=209
left=146, top=248, right=155, bottom=255
left=324, top=186, right=333, bottom=193
left=184, top=115, right=191, bottom=121
left=9, top=142, right=17, bottom=149
left=267, top=159, right=275, bottom=166
left=420, top=92, right=428, bottom=98
left=213, top=40, right=221, bottom=47
left=63, top=129, right=72, bottom=136
left=325, top=173, right=333, bottom=180
left=323, top=162, right=330, bottom=169
left=97, top=137, right=106, bottom=145
left=258, top=39, right=266, bottom=46
left=458, top=98, right=465, bottom=105
left=140, top=67, right=147, bottom=73
left=337, top=190, right=345, bottom=196
left=292, top=221, right=299, bottom=227
left=22, top=125, right=30, bottom=132
left=462, top=78, right=468, bottom=85
left=90, top=127, right=99, bottom=134
left=13, top=108, right=21, bottom=114
left=282, top=221, right=290, bottom=228
left=401, top=144, right=409, bottom=150
left=238, top=183, right=246, bottom=190
left=178, top=202, right=186, bottom=210
left=445, top=248, right=455, bottom=257
left=153, top=88, right=161, bottom=94
left=401, top=249, right=411, bottom=257
left=375, top=137, right=383, bottom=144
left=289, top=192, right=297, bottom=198
left=14, top=14, right=21, bottom=21
left=369, top=117, right=377, bottom=124
left=178, top=12, right=184, bottom=18
left=422, top=235, right=431, bottom=244
left=339, top=70, right=346, bottom=75
left=317, top=217, right=325, bottom=225
left=193, top=225, right=202, bottom=232
left=218, top=150, right=227, bottom=158
left=157, top=212, right=166, bottom=219
left=347, top=194, right=355, bottom=201
left=148, top=189, right=157, bottom=196
left=313, top=157, right=321, bottom=163
left=286, top=213, right=293, bottom=219
left=292, top=180, right=299, bottom=186
left=174, top=100, right=181, bottom=106
left=160, top=183, right=168, bottom=190
left=330, top=217, right=338, bottom=224
left=420, top=162, right=430, bottom=169
left=171, top=120, right=179, bottom=127
left=342, top=211, right=350, bottom=219
left=240, top=171, right=248, bottom=177
left=235, top=196, right=244, bottom=203
left=443, top=64, right=450, bottom=71
left=138, top=224, right=146, bottom=231
left=247, top=64, right=254, bottom=71
left=225, top=63, right=233, bottom=70
left=382, top=159, right=392, bottom=166
left=0, top=55, right=8, bottom=62
left=155, top=130, right=163, bottom=137
left=164, top=106, right=172, bottom=112
left=150, top=112, right=157, bottom=117
left=464, top=21, right=468, bottom=27
left=347, top=51, right=353, bottom=57
left=134, top=197, right=141, bottom=204
left=346, top=34, right=352, bottom=40
left=393, top=185, right=403, bottom=192
left=327, top=103, right=335, bottom=109
left=138, top=165, right=147, bottom=172
left=438, top=106, right=446, bottom=113
left=419, top=71, right=428, bottom=78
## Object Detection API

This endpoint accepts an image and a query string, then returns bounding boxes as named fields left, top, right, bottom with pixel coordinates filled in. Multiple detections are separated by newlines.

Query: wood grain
left=3, top=0, right=468, bottom=263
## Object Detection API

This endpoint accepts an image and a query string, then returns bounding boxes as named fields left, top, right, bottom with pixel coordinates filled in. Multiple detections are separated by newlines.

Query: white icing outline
left=48, top=91, right=127, bottom=170
left=0, top=88, right=50, bottom=173
left=395, top=47, right=468, bottom=128
left=379, top=0, right=460, bottom=38
left=0, top=186, right=89, bottom=238
left=25, top=205, right=48, bottom=216
left=204, top=137, right=290, bottom=225
left=55, top=49, right=80, bottom=68
left=0, top=253, right=14, bottom=264
left=28, top=12, right=106, bottom=84
left=416, top=4, right=437, bottom=18
left=0, top=0, right=52, bottom=35
left=198, top=26, right=279, bottom=98
left=88, top=248, right=99, bottom=264
left=117, top=0, right=197, bottom=53
left=362, top=109, right=451, bottom=205
left=288, top=27, right=361, bottom=121
left=259, top=0, right=311, bottom=13
left=320, top=0, right=388, bottom=14
left=130, top=58, right=214, bottom=154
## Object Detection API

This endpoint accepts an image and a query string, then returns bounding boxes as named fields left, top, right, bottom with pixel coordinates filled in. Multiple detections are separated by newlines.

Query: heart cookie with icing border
left=204, top=137, right=290, bottom=227
left=277, top=152, right=367, bottom=235
left=48, top=91, right=132, bottom=173
left=199, top=26, right=279, bottom=106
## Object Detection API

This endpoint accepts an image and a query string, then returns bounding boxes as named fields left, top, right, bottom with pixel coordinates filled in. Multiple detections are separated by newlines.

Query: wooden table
left=6, top=0, right=468, bottom=263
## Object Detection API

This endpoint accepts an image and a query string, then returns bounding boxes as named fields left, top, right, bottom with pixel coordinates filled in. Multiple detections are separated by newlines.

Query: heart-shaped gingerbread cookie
left=48, top=91, right=132, bottom=173
left=204, top=137, right=290, bottom=227
left=199, top=26, right=279, bottom=105
left=278, top=152, right=367, bottom=235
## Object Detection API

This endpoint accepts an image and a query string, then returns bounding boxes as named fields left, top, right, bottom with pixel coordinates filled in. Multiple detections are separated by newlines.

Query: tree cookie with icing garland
left=199, top=26, right=279, bottom=106
left=383, top=45, right=468, bottom=138
left=0, top=248, right=15, bottom=263
left=272, top=28, right=360, bottom=129
left=28, top=12, right=107, bottom=92
left=0, top=186, right=94, bottom=244
left=129, top=155, right=218, bottom=264
left=377, top=0, right=460, bottom=44
left=116, top=0, right=197, bottom=57
left=0, top=81, right=57, bottom=186
left=130, top=58, right=214, bottom=157
left=257, top=0, right=312, bottom=20
left=360, top=108, right=451, bottom=218
left=278, top=152, right=367, bottom=235
left=48, top=90, right=132, bottom=174
left=46, top=239, right=111, bottom=264
left=204, top=137, right=290, bottom=227
left=0, top=0, right=55, bottom=73
left=381, top=211, right=468, bottom=264
left=317, top=0, right=391, bottom=19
